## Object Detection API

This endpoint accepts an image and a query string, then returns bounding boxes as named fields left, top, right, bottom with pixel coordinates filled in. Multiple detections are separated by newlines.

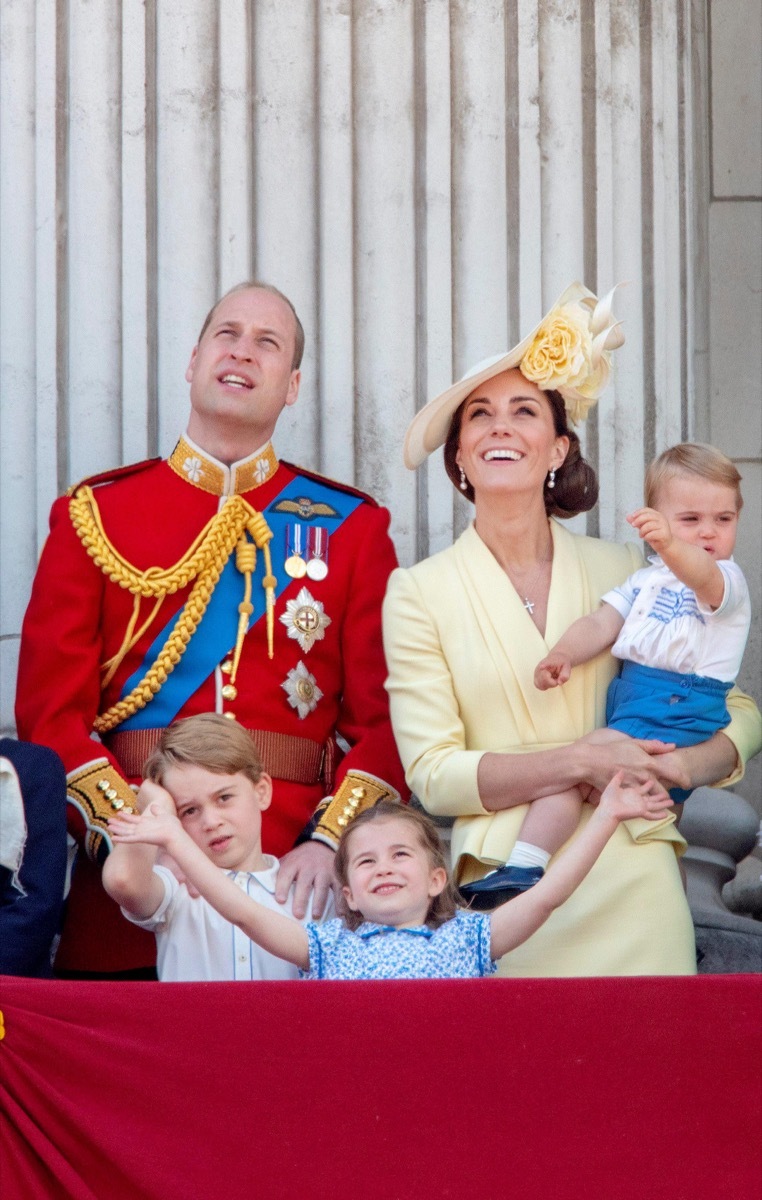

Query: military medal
left=282, top=661, right=323, bottom=719
left=306, top=527, right=329, bottom=581
left=284, top=523, right=308, bottom=579
left=279, top=587, right=332, bottom=653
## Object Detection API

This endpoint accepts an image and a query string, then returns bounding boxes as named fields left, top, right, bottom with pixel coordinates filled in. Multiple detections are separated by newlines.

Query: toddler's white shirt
left=602, top=556, right=750, bottom=682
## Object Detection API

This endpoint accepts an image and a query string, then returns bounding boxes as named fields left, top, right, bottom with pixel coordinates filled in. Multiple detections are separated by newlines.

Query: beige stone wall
left=704, top=0, right=762, bottom=809
left=0, top=1, right=759, bottom=812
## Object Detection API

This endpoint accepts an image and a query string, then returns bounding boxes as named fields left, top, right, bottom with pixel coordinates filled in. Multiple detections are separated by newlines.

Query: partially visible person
left=108, top=776, right=673, bottom=979
left=0, top=739, right=67, bottom=978
left=15, top=282, right=406, bottom=978
left=478, top=442, right=751, bottom=902
left=103, top=715, right=324, bottom=981
left=383, top=282, right=761, bottom=974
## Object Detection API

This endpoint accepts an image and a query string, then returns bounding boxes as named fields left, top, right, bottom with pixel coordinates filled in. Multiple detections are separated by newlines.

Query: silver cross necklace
left=504, top=548, right=553, bottom=616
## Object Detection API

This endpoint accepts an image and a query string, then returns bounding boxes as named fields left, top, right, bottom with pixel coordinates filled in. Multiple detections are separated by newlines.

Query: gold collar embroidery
left=168, top=436, right=279, bottom=496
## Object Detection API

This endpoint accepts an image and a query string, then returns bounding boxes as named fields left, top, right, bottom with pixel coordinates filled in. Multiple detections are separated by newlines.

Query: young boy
left=102, top=713, right=325, bottom=980
left=461, top=442, right=751, bottom=908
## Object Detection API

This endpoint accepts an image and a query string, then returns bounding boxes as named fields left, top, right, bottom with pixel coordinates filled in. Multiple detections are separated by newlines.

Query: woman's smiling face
left=455, top=368, right=569, bottom=502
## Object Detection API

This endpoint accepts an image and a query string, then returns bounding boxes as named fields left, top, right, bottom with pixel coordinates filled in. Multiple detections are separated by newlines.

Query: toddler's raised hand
left=534, top=650, right=572, bottom=690
left=627, top=507, right=672, bottom=555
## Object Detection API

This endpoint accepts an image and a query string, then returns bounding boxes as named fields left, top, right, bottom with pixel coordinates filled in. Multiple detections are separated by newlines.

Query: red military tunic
left=16, top=436, right=407, bottom=973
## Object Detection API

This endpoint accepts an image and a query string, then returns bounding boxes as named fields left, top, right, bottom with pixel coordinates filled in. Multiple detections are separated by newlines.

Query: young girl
left=461, top=442, right=750, bottom=909
left=109, top=773, right=672, bottom=979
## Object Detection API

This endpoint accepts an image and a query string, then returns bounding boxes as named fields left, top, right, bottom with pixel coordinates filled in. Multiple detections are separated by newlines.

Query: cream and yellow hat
left=403, top=282, right=625, bottom=469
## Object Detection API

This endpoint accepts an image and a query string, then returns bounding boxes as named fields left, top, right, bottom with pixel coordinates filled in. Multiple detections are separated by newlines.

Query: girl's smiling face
left=341, top=817, right=447, bottom=929
left=455, top=368, right=568, bottom=501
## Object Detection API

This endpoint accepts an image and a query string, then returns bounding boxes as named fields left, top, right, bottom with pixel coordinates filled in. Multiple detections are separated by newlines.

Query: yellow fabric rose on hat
left=520, top=290, right=624, bottom=425
left=520, top=306, right=592, bottom=393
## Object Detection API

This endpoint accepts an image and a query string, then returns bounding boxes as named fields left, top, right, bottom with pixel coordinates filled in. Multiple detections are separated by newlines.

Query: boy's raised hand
left=109, top=801, right=183, bottom=850
left=627, top=507, right=672, bottom=555
left=597, top=771, right=674, bottom=824
left=534, top=649, right=572, bottom=690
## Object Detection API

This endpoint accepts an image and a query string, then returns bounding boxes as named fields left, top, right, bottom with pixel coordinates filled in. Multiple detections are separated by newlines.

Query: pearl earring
left=459, top=467, right=468, bottom=492
left=547, top=468, right=556, bottom=490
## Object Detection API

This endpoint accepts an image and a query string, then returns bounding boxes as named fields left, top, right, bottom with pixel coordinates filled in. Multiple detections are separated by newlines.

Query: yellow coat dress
left=383, top=520, right=761, bottom=976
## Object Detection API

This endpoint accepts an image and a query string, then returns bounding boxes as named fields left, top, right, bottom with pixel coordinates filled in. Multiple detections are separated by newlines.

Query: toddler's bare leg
left=516, top=787, right=585, bottom=858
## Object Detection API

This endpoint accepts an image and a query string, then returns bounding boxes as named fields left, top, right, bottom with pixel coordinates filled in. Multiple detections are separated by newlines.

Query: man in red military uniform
left=16, top=282, right=407, bottom=977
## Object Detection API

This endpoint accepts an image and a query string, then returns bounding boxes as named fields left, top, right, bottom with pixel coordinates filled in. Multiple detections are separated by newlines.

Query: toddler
left=461, top=442, right=750, bottom=908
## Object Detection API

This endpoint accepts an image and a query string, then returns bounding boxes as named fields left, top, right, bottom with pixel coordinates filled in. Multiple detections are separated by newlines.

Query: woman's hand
left=576, top=728, right=686, bottom=796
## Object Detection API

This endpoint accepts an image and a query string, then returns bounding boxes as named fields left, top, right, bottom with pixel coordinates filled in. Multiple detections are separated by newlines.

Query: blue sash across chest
left=116, top=474, right=363, bottom=730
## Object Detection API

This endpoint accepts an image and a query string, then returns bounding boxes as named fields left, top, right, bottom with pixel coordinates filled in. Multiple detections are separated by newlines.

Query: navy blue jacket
left=0, top=738, right=67, bottom=977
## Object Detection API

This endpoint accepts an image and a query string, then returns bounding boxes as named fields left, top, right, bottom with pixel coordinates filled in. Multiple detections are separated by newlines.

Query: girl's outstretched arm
left=109, top=804, right=311, bottom=970
left=488, top=774, right=673, bottom=960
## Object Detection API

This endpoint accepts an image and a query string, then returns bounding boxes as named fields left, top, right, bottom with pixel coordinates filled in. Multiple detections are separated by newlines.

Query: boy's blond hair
left=143, top=714, right=265, bottom=786
left=645, top=443, right=743, bottom=512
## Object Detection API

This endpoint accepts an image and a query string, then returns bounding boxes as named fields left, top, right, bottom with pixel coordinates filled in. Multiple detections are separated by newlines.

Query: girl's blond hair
left=334, top=801, right=460, bottom=932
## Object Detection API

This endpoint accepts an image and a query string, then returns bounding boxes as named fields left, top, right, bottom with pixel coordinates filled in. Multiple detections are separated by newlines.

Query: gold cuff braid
left=314, top=771, right=401, bottom=849
left=67, top=761, right=137, bottom=862
left=69, top=486, right=275, bottom=733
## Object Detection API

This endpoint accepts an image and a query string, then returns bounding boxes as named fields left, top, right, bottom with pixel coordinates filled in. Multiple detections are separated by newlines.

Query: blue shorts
left=606, top=661, right=733, bottom=803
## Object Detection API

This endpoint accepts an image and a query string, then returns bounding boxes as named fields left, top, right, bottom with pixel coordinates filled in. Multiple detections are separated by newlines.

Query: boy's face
left=163, top=764, right=272, bottom=873
left=656, top=475, right=739, bottom=561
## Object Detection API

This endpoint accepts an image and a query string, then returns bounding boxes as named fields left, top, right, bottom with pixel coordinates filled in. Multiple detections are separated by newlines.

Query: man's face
left=185, top=287, right=301, bottom=448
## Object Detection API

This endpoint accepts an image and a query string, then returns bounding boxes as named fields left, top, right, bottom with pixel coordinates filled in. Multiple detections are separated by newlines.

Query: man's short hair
left=143, top=714, right=265, bottom=787
left=196, top=281, right=305, bottom=370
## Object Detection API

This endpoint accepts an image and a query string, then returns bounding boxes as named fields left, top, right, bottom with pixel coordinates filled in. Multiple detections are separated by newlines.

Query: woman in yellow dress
left=383, top=284, right=760, bottom=975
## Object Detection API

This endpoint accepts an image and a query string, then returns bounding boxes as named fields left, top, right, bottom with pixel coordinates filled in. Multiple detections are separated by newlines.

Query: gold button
left=97, top=779, right=110, bottom=792
left=123, top=805, right=134, bottom=814
left=223, top=712, right=237, bottom=721
left=337, top=817, right=347, bottom=827
left=106, top=788, right=118, bottom=801
left=221, top=660, right=233, bottom=675
left=351, top=787, right=366, bottom=799
left=111, top=798, right=125, bottom=811
left=221, top=684, right=238, bottom=701
left=348, top=797, right=360, bottom=809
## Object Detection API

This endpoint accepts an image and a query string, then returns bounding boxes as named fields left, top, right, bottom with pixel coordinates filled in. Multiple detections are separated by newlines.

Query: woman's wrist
left=569, top=739, right=593, bottom=789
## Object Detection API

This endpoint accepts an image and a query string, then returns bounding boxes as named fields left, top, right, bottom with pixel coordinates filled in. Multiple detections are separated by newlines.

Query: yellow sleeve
left=715, top=686, right=762, bottom=787
left=382, top=566, right=487, bottom=818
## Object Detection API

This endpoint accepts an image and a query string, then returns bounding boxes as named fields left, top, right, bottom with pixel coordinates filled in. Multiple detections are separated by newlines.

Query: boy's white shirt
left=122, top=853, right=332, bottom=981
